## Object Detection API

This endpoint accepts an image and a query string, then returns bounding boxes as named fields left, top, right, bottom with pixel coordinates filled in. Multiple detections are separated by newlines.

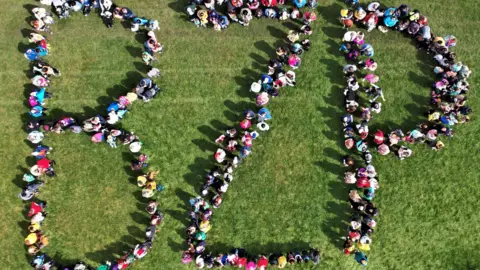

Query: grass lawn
left=1, top=0, right=480, bottom=269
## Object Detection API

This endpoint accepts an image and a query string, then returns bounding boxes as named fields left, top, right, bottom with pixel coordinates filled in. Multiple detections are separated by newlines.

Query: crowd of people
left=19, top=0, right=473, bottom=268
left=21, top=1, right=165, bottom=269
left=184, top=0, right=318, bottom=30
left=180, top=2, right=321, bottom=269
left=338, top=0, right=472, bottom=266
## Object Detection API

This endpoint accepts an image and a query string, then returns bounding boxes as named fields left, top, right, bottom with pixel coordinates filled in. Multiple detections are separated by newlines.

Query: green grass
left=1, top=0, right=480, bottom=269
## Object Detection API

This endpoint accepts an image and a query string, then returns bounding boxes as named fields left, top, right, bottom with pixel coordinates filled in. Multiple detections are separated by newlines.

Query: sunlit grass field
left=1, top=0, right=479, bottom=269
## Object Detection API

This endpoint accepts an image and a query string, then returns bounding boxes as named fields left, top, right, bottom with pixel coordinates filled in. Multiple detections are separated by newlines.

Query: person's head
left=436, top=141, right=445, bottom=149
left=255, top=8, right=264, bottom=18
left=213, top=195, right=222, bottom=206
left=28, top=245, right=39, bottom=255
left=30, top=19, right=41, bottom=28
left=356, top=31, right=365, bottom=40
left=348, top=105, right=357, bottom=112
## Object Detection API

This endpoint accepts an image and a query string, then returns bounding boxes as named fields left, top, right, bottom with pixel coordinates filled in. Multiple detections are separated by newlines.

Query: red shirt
left=258, top=257, right=268, bottom=268
left=237, top=257, right=247, bottom=267
left=356, top=178, right=370, bottom=188
left=349, top=231, right=361, bottom=241
left=37, top=158, right=50, bottom=169
left=28, top=202, right=43, bottom=217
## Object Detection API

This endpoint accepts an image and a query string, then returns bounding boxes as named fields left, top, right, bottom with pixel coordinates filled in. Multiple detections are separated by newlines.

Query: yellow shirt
left=25, top=233, right=38, bottom=245
left=278, top=256, right=287, bottom=268
left=39, top=236, right=49, bottom=248
left=29, top=223, right=40, bottom=232
left=357, top=242, right=371, bottom=251
left=137, top=176, right=147, bottom=187
left=126, top=92, right=138, bottom=103
left=199, top=220, right=211, bottom=233
left=146, top=181, right=156, bottom=190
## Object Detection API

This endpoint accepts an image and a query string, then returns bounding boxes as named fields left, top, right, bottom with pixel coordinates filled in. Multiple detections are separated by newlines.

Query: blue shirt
left=122, top=8, right=135, bottom=19
left=30, top=106, right=44, bottom=117
left=70, top=1, right=83, bottom=12
left=35, top=88, right=46, bottom=103
left=293, top=0, right=307, bottom=8
left=384, top=16, right=398, bottom=28
left=37, top=46, right=48, bottom=57
left=258, top=108, right=272, bottom=121
left=219, top=16, right=229, bottom=27
left=260, top=74, right=273, bottom=84
left=239, top=146, right=251, bottom=158
left=107, top=102, right=120, bottom=112
left=133, top=17, right=149, bottom=26
left=25, top=49, right=38, bottom=61
left=361, top=44, right=374, bottom=57
left=139, top=78, right=153, bottom=89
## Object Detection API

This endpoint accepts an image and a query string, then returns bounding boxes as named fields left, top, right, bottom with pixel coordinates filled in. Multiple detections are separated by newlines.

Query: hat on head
left=129, top=141, right=143, bottom=153
left=250, top=82, right=261, bottom=93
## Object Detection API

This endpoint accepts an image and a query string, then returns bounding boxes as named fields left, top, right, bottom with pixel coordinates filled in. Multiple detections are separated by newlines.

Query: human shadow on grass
left=121, top=152, right=140, bottom=186
left=23, top=4, right=37, bottom=23
left=12, top=166, right=30, bottom=189
left=236, top=24, right=289, bottom=97
left=21, top=28, right=34, bottom=38
left=318, top=86, right=344, bottom=151
left=267, top=26, right=289, bottom=48
left=183, top=156, right=215, bottom=189
left=133, top=61, right=150, bottom=73
left=18, top=28, right=36, bottom=55
left=168, top=0, right=190, bottom=15
left=224, top=100, right=256, bottom=122
left=322, top=200, right=350, bottom=248
left=318, top=3, right=343, bottom=25
left=315, top=27, right=360, bottom=248
left=166, top=188, right=196, bottom=252
left=18, top=41, right=31, bottom=54
left=322, top=26, right=344, bottom=39
left=250, top=52, right=269, bottom=66
left=84, top=236, right=138, bottom=264
left=315, top=146, right=351, bottom=248
left=82, top=210, right=148, bottom=264
left=324, top=38, right=341, bottom=56
left=234, top=68, right=261, bottom=98
left=254, top=40, right=275, bottom=59
left=320, top=58, right=345, bottom=85
left=126, top=45, right=143, bottom=59
left=50, top=253, right=79, bottom=270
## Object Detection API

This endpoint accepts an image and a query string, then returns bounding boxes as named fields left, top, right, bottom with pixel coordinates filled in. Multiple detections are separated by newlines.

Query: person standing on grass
left=354, top=251, right=368, bottom=266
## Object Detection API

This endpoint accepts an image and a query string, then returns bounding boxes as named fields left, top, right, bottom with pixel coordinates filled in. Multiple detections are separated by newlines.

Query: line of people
left=21, top=2, right=165, bottom=269
left=338, top=1, right=472, bottom=267
left=181, top=8, right=320, bottom=269
left=184, top=0, right=317, bottom=30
